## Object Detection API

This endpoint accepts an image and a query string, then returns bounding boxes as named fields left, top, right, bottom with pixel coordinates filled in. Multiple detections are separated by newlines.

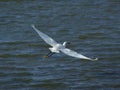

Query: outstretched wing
left=31, top=24, right=58, bottom=46
left=60, top=48, right=98, bottom=61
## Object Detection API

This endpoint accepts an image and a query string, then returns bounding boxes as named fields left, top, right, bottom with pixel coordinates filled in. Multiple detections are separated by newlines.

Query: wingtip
left=92, top=58, right=98, bottom=61
left=31, top=24, right=35, bottom=28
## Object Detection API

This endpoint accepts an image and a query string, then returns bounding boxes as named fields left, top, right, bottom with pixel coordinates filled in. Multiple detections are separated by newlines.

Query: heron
left=31, top=24, right=98, bottom=61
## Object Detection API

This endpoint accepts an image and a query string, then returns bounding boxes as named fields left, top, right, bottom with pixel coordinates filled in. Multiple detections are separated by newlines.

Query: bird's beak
left=67, top=42, right=71, bottom=44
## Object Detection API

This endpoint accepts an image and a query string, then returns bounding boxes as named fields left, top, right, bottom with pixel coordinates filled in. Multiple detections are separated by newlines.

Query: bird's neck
left=63, top=42, right=67, bottom=47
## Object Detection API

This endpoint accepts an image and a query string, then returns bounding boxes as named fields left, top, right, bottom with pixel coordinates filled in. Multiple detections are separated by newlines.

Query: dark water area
left=0, top=0, right=120, bottom=90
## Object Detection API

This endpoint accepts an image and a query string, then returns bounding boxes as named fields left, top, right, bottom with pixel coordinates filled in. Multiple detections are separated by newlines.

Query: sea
left=0, top=0, right=120, bottom=90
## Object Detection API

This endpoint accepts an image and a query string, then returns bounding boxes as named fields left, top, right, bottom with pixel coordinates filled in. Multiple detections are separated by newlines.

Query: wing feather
left=60, top=48, right=98, bottom=61
left=31, top=24, right=58, bottom=46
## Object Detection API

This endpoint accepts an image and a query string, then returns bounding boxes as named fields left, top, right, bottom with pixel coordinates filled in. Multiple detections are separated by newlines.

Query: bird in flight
left=31, top=24, right=98, bottom=61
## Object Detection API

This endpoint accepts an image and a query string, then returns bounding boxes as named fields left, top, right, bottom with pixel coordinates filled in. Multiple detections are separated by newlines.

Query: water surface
left=0, top=0, right=120, bottom=90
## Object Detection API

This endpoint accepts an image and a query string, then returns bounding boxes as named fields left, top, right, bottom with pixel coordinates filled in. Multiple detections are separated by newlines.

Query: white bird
left=31, top=24, right=98, bottom=61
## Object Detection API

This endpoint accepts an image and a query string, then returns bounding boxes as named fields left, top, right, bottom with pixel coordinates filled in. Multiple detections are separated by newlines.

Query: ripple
left=29, top=82, right=68, bottom=89
left=0, top=0, right=120, bottom=90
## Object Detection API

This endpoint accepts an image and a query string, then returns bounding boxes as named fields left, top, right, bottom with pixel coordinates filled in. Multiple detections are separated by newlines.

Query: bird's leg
left=44, top=51, right=55, bottom=58
left=47, top=51, right=52, bottom=56
left=47, top=52, right=55, bottom=57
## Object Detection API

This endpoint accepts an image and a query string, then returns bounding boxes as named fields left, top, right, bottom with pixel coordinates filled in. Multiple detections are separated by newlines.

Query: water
left=0, top=0, right=120, bottom=90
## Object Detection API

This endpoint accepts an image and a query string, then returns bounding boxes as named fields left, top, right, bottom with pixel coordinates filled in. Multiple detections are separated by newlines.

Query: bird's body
left=31, top=24, right=98, bottom=61
left=49, top=44, right=62, bottom=53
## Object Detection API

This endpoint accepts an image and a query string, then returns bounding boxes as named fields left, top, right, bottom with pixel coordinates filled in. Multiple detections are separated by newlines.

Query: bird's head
left=63, top=41, right=70, bottom=47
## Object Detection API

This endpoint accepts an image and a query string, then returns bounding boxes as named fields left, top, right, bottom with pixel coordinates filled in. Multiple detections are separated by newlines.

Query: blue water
left=0, top=0, right=120, bottom=90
